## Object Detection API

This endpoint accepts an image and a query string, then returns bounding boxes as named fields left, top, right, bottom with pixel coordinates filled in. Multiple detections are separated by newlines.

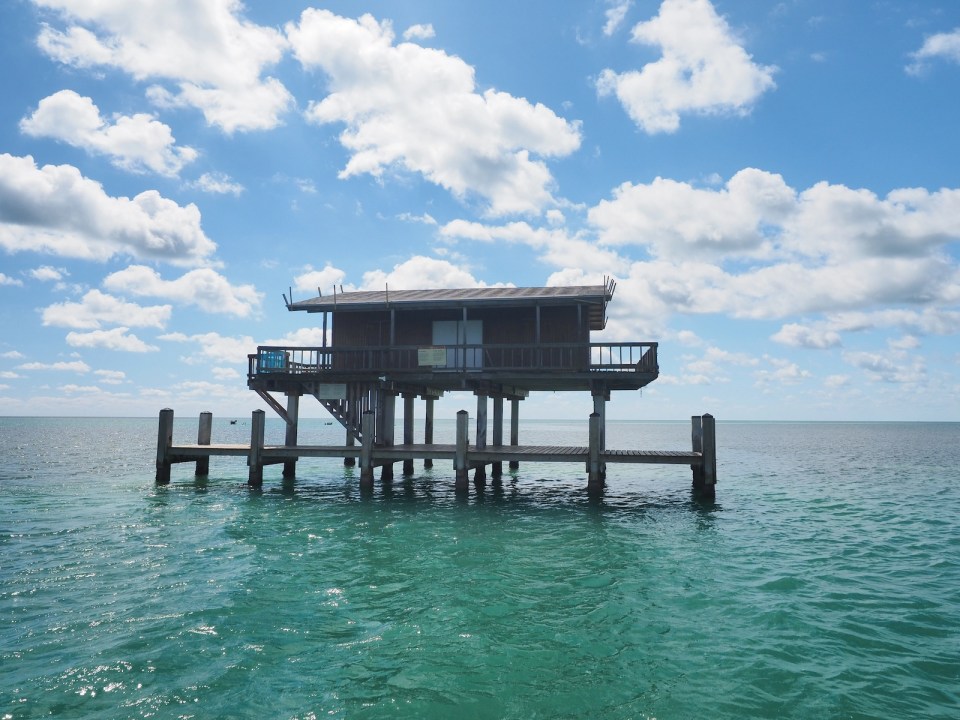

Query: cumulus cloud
left=441, top=219, right=629, bottom=273
left=403, top=23, right=435, bottom=41
left=94, top=369, right=126, bottom=384
left=66, top=327, right=159, bottom=352
left=29, top=266, right=66, bottom=282
left=103, top=265, right=262, bottom=317
left=604, top=1, right=632, bottom=36
left=588, top=169, right=960, bottom=264
left=17, top=360, right=90, bottom=372
left=42, top=289, right=171, bottom=329
left=771, top=323, right=842, bottom=349
left=0, top=273, right=23, bottom=287
left=159, top=330, right=255, bottom=364
left=0, top=154, right=216, bottom=265
left=293, top=263, right=348, bottom=295
left=360, top=256, right=492, bottom=290
left=906, top=27, right=960, bottom=75
left=20, top=90, right=197, bottom=176
left=33, top=0, right=292, bottom=132
left=597, top=0, right=776, bottom=133
left=286, top=9, right=581, bottom=215
left=186, top=171, right=244, bottom=196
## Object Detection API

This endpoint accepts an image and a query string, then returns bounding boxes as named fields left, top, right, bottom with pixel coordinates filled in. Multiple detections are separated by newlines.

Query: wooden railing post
left=196, top=411, right=212, bottom=475
left=248, top=409, right=265, bottom=488
left=455, top=410, right=469, bottom=491
left=156, top=408, right=173, bottom=484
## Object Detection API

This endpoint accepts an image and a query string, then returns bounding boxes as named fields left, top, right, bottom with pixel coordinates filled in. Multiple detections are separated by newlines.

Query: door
left=432, top=320, right=483, bottom=369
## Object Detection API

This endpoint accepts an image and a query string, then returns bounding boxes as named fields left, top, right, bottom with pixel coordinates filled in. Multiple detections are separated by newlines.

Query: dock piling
left=283, top=393, right=299, bottom=478
left=196, top=411, right=212, bottom=475
left=248, top=409, right=265, bottom=488
left=156, top=408, right=173, bottom=484
left=455, top=410, right=469, bottom=491
left=588, top=412, right=603, bottom=491
left=360, top=411, right=375, bottom=490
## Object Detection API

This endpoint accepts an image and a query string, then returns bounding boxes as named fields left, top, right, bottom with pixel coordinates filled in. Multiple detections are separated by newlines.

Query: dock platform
left=156, top=409, right=717, bottom=497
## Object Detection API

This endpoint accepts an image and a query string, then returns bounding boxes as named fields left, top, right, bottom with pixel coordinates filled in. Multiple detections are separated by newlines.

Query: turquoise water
left=2, top=417, right=958, bottom=719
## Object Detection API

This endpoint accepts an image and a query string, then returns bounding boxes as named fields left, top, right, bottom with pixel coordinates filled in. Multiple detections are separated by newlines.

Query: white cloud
left=34, top=0, right=293, bottom=133
left=0, top=154, right=216, bottom=265
left=771, top=323, right=842, bottom=349
left=186, top=171, right=244, bottom=196
left=586, top=171, right=960, bottom=309
left=361, top=256, right=491, bottom=290
left=604, top=1, right=632, bottom=36
left=442, top=218, right=629, bottom=273
left=160, top=331, right=255, bottom=364
left=61, top=383, right=102, bottom=394
left=754, top=357, right=811, bottom=386
left=29, top=265, right=66, bottom=282
left=293, top=264, right=348, bottom=295
left=842, top=349, right=925, bottom=384
left=20, top=90, right=197, bottom=176
left=287, top=9, right=581, bottom=216
left=17, top=360, right=90, bottom=372
left=403, top=23, right=435, bottom=41
left=43, top=289, right=171, bottom=329
left=1, top=351, right=25, bottom=359
left=103, top=265, right=262, bottom=317
left=907, top=27, right=960, bottom=75
left=597, top=0, right=776, bottom=133
left=66, top=327, right=158, bottom=352
left=211, top=366, right=240, bottom=380
left=0, top=273, right=23, bottom=287
left=589, top=169, right=794, bottom=258
left=94, top=369, right=127, bottom=384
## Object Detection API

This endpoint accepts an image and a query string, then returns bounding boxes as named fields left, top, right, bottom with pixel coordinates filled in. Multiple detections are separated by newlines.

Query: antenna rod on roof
left=340, top=284, right=343, bottom=293
left=282, top=292, right=289, bottom=306
left=318, top=287, right=322, bottom=297
left=385, top=283, right=389, bottom=304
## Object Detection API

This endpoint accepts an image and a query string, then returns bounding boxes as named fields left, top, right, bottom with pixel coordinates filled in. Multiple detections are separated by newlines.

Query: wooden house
left=244, top=279, right=667, bottom=486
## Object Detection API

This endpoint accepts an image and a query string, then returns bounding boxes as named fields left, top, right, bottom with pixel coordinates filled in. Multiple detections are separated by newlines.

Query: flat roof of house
left=287, top=284, right=613, bottom=313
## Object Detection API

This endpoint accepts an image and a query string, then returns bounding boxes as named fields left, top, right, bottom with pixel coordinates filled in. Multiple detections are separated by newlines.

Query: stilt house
left=247, top=279, right=658, bottom=452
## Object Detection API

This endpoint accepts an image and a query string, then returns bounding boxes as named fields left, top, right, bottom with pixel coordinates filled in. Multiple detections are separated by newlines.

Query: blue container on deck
left=259, top=350, right=287, bottom=372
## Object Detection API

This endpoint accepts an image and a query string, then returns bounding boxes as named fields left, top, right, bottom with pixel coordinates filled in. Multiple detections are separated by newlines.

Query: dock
left=156, top=409, right=717, bottom=497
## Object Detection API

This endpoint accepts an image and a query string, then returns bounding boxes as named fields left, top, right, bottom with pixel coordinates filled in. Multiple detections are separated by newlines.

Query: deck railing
left=248, top=342, right=657, bottom=378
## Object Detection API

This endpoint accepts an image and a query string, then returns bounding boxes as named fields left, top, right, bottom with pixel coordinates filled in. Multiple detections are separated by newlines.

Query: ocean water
left=1, top=416, right=958, bottom=719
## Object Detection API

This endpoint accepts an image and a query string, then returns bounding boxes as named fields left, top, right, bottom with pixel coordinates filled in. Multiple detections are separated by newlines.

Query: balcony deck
left=248, top=341, right=658, bottom=393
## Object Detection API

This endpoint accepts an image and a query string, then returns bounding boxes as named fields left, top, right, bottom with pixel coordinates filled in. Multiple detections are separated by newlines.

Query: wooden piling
left=691, top=415, right=704, bottom=489
left=155, top=408, right=173, bottom=484
left=455, top=410, right=469, bottom=491
left=509, top=398, right=520, bottom=470
left=588, top=412, right=602, bottom=491
left=248, top=410, right=265, bottom=487
left=491, top=396, right=504, bottom=481
left=344, top=431, right=356, bottom=466
left=700, top=413, right=717, bottom=499
left=423, top=396, right=434, bottom=469
left=248, top=409, right=265, bottom=487
left=474, top=394, right=487, bottom=485
left=380, top=391, right=395, bottom=482
left=196, top=411, right=212, bottom=475
left=402, top=393, right=415, bottom=476
left=283, top=393, right=299, bottom=478
left=359, top=411, right=375, bottom=490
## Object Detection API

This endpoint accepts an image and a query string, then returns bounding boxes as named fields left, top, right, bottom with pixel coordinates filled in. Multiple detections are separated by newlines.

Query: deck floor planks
left=168, top=442, right=700, bottom=465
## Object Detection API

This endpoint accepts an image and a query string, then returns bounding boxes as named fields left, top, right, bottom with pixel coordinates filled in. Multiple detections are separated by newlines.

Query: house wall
left=331, top=305, right=589, bottom=346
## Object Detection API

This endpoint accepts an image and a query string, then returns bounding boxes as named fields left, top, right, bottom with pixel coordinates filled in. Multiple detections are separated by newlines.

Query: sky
left=0, top=0, right=959, bottom=422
